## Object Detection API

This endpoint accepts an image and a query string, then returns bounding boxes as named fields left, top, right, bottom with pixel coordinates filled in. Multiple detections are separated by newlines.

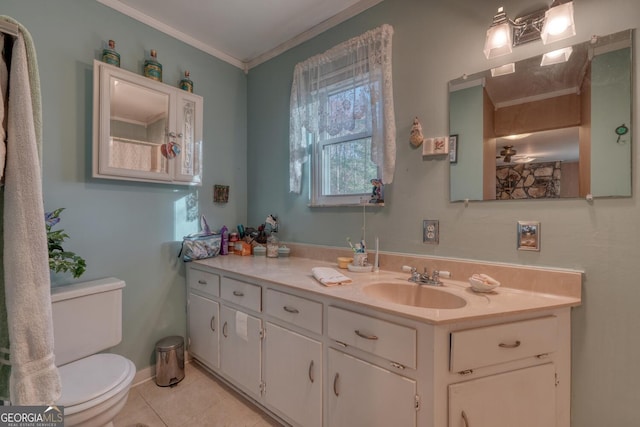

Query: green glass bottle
left=144, top=49, right=162, bottom=82
left=179, top=70, right=194, bottom=93
left=102, top=39, right=120, bottom=67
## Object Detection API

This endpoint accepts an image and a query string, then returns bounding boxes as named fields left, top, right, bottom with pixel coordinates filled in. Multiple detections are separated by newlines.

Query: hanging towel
left=311, top=267, right=352, bottom=287
left=2, top=25, right=60, bottom=405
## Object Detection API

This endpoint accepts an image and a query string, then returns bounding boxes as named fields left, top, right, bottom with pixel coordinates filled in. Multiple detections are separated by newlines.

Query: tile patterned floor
left=114, top=362, right=282, bottom=427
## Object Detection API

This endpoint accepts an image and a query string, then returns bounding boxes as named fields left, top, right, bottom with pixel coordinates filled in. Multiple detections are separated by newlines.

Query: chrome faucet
left=402, top=266, right=443, bottom=286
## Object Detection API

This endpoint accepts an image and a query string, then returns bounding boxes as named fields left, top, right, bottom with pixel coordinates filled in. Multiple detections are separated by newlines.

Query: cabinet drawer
left=265, top=289, right=322, bottom=335
left=221, top=276, right=262, bottom=312
left=327, top=306, right=416, bottom=369
left=450, top=316, right=558, bottom=373
left=188, top=267, right=220, bottom=298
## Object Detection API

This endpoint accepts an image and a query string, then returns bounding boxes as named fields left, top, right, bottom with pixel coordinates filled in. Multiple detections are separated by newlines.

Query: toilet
left=51, top=278, right=136, bottom=427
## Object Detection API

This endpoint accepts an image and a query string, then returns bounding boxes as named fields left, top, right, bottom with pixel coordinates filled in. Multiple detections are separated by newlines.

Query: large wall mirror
left=449, top=29, right=633, bottom=202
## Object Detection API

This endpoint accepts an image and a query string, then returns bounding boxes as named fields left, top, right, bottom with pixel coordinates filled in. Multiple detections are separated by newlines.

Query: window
left=289, top=25, right=396, bottom=206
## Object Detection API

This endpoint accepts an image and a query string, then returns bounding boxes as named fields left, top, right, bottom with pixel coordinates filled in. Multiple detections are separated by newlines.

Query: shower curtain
left=0, top=15, right=60, bottom=405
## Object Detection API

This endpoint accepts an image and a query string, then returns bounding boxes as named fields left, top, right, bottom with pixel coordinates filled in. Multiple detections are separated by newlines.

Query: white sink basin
left=364, top=282, right=467, bottom=309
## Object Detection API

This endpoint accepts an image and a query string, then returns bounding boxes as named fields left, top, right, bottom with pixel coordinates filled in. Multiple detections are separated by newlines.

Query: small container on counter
left=277, top=246, right=290, bottom=257
left=266, top=234, right=279, bottom=258
left=253, top=245, right=266, bottom=256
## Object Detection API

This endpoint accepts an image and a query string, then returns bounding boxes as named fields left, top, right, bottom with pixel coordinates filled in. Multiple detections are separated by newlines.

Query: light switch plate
left=423, top=220, right=439, bottom=244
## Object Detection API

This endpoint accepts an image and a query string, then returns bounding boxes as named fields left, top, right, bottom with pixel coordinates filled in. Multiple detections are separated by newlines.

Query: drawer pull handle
left=308, top=360, right=315, bottom=383
left=283, top=306, right=300, bottom=314
left=498, top=340, right=521, bottom=349
left=355, top=330, right=378, bottom=340
left=462, top=410, right=470, bottom=427
left=198, top=279, right=207, bottom=285
left=233, top=290, right=245, bottom=297
left=210, top=315, right=216, bottom=332
left=333, top=373, right=340, bottom=396
left=222, top=321, right=228, bottom=338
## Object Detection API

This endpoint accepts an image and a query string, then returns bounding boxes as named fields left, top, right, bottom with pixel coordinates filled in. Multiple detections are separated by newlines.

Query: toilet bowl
left=51, top=278, right=136, bottom=427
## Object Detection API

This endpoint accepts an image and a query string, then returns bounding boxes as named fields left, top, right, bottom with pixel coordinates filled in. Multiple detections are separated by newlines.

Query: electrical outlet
left=423, top=220, right=439, bottom=244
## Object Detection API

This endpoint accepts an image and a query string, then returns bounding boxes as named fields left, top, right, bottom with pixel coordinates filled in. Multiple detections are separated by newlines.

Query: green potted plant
left=45, top=208, right=86, bottom=278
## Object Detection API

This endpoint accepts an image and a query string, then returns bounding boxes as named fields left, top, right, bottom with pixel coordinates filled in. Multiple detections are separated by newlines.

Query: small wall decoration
left=213, top=185, right=229, bottom=203
left=422, top=137, right=449, bottom=156
left=517, top=221, right=540, bottom=251
left=409, top=117, right=425, bottom=147
left=369, top=178, right=384, bottom=204
left=449, top=135, right=458, bottom=163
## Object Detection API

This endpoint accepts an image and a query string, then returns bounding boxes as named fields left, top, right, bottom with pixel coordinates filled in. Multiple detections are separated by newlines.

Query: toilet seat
left=58, top=353, right=136, bottom=415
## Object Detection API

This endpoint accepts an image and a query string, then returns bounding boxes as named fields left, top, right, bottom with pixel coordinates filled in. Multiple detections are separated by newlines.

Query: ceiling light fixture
left=483, top=1, right=576, bottom=59
left=491, top=62, right=516, bottom=77
left=541, top=46, right=573, bottom=66
left=540, top=1, right=576, bottom=45
left=484, top=7, right=513, bottom=59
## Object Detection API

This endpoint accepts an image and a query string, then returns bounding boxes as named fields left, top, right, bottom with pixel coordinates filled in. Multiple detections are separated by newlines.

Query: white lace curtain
left=289, top=24, right=396, bottom=194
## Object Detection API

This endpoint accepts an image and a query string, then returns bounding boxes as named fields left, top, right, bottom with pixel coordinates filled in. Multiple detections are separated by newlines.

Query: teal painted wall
left=247, top=0, right=640, bottom=425
left=2, top=1, right=247, bottom=370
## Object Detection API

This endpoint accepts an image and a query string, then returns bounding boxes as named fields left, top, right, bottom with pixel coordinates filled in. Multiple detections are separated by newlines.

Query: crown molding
left=97, top=0, right=384, bottom=73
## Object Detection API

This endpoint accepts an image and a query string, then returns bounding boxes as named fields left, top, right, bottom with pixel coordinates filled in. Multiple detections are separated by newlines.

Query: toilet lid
left=57, top=353, right=135, bottom=407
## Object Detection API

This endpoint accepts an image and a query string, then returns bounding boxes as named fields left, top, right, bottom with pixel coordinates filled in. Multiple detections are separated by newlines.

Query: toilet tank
left=51, top=278, right=125, bottom=366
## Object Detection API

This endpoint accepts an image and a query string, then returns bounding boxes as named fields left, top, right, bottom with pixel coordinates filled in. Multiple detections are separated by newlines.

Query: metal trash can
left=155, top=336, right=185, bottom=387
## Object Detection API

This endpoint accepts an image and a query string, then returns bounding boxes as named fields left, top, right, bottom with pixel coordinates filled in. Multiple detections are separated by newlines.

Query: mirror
left=449, top=29, right=633, bottom=201
left=93, top=60, right=204, bottom=185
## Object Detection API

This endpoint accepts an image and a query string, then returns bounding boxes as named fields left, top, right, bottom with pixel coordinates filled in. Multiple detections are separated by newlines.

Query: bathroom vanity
left=186, top=255, right=580, bottom=427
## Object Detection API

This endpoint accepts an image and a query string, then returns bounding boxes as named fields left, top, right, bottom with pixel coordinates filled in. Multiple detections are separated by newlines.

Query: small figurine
left=409, top=117, right=424, bottom=147
left=369, top=179, right=384, bottom=204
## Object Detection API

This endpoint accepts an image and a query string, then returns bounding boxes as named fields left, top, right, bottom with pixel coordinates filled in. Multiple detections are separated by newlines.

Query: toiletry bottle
left=266, top=233, right=279, bottom=258
left=144, top=49, right=162, bottom=82
left=220, top=226, right=229, bottom=255
left=179, top=71, right=194, bottom=93
left=102, top=40, right=120, bottom=67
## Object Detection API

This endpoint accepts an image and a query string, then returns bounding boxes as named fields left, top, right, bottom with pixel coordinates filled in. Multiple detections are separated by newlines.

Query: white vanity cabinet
left=186, top=263, right=573, bottom=427
left=219, top=305, right=262, bottom=395
left=186, top=268, right=220, bottom=370
left=219, top=276, right=263, bottom=396
left=93, top=60, right=203, bottom=185
left=263, top=289, right=323, bottom=427
left=327, top=348, right=417, bottom=427
left=327, top=306, right=419, bottom=426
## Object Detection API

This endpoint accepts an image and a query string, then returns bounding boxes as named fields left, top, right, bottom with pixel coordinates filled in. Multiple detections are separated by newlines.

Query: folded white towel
left=311, top=267, right=352, bottom=287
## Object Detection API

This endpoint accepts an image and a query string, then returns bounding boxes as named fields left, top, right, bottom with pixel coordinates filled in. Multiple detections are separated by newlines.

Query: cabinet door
left=220, top=305, right=262, bottom=396
left=96, top=62, right=173, bottom=182
left=448, top=363, right=556, bottom=427
left=188, top=293, right=219, bottom=370
left=264, top=322, right=322, bottom=427
left=327, top=348, right=417, bottom=427
left=172, top=92, right=203, bottom=184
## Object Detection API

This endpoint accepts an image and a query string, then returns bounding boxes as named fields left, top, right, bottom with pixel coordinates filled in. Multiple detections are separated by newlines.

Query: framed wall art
left=517, top=221, right=540, bottom=251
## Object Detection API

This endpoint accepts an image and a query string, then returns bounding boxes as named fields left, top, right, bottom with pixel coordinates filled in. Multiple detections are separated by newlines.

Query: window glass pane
left=322, top=137, right=377, bottom=196
left=321, top=84, right=370, bottom=139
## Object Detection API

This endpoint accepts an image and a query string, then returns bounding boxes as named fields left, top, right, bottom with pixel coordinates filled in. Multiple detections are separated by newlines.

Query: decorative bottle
left=102, top=40, right=120, bottom=67
left=179, top=71, right=194, bottom=93
left=144, top=49, right=162, bottom=82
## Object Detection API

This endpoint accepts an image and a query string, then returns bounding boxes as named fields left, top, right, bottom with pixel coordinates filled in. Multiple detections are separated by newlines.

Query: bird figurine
left=409, top=117, right=424, bottom=147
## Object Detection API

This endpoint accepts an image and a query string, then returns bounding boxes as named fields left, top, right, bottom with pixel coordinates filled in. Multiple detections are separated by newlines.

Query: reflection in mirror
left=108, top=76, right=170, bottom=174
left=449, top=29, right=632, bottom=202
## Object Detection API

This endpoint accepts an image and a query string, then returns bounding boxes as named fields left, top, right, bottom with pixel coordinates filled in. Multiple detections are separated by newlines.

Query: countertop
left=192, top=255, right=582, bottom=325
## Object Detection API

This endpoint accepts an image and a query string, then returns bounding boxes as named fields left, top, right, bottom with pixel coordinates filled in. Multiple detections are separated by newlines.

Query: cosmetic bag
left=178, top=215, right=221, bottom=261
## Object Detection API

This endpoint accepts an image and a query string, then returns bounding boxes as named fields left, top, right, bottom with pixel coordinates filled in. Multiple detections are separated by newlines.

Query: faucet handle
left=402, top=265, right=416, bottom=273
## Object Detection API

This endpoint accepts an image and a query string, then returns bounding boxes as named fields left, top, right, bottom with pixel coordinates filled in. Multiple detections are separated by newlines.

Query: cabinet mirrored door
left=99, top=65, right=173, bottom=181
left=93, top=60, right=203, bottom=185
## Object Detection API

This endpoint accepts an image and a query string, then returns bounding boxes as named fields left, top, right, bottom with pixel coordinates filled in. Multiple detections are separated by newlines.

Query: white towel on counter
left=311, top=267, right=352, bottom=287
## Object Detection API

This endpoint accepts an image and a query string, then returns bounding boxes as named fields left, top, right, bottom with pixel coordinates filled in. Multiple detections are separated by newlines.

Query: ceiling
left=97, top=0, right=383, bottom=70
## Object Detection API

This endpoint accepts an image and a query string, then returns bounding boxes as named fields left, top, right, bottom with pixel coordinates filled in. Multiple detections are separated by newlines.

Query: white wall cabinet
left=186, top=264, right=571, bottom=427
left=327, top=348, right=417, bottom=427
left=92, top=60, right=203, bottom=185
left=264, top=322, right=322, bottom=427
